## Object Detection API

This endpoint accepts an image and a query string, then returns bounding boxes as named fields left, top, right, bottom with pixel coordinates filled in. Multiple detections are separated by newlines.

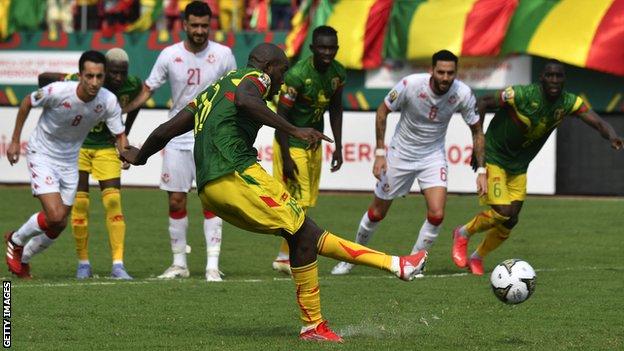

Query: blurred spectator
left=101, top=0, right=140, bottom=37
left=271, top=0, right=296, bottom=30
left=248, top=0, right=269, bottom=32
left=47, top=0, right=74, bottom=40
left=218, top=0, right=244, bottom=31
left=125, top=0, right=164, bottom=32
left=74, top=0, right=103, bottom=31
left=167, top=0, right=218, bottom=32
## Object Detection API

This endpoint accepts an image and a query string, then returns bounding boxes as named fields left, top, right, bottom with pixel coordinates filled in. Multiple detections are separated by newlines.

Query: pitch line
left=6, top=266, right=623, bottom=289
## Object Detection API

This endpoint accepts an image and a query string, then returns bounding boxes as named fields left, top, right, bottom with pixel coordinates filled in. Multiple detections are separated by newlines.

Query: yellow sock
left=317, top=231, right=392, bottom=272
left=291, top=261, right=323, bottom=327
left=71, top=191, right=90, bottom=261
left=465, top=209, right=509, bottom=236
left=277, top=239, right=289, bottom=257
left=476, top=224, right=511, bottom=257
left=102, top=188, right=126, bottom=262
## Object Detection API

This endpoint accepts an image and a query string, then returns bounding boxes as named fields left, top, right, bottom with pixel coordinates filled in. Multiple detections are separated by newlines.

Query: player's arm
left=120, top=109, right=194, bottom=165
left=476, top=94, right=501, bottom=123
left=469, top=119, right=487, bottom=195
left=122, top=84, right=152, bottom=114
left=7, top=96, right=33, bottom=165
left=577, top=109, right=623, bottom=150
left=328, top=85, right=343, bottom=172
left=38, top=72, right=67, bottom=88
left=124, top=108, right=141, bottom=136
left=373, top=102, right=391, bottom=180
left=235, top=78, right=332, bottom=145
left=275, top=90, right=298, bottom=181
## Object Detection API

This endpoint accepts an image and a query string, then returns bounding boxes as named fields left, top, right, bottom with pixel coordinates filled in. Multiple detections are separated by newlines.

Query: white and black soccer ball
left=490, top=259, right=536, bottom=304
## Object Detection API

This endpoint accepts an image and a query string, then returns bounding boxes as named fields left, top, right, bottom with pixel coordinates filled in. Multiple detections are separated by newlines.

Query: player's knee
left=426, top=212, right=444, bottom=226
left=504, top=215, right=519, bottom=229
left=367, top=207, right=386, bottom=222
left=168, top=197, right=186, bottom=212
left=492, top=205, right=514, bottom=219
left=47, top=215, right=68, bottom=233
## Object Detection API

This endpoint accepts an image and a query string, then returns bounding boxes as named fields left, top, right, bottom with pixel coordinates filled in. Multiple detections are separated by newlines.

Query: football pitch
left=1, top=186, right=622, bottom=350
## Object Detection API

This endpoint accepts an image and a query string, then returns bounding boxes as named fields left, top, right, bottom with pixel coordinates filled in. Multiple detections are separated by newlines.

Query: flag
left=501, top=0, right=624, bottom=77
left=384, top=0, right=518, bottom=60
left=285, top=0, right=393, bottom=69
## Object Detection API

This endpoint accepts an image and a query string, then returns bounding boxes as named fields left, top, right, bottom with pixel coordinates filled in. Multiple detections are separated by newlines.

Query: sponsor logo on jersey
left=418, top=92, right=427, bottom=100
left=94, top=104, right=103, bottom=113
left=45, top=176, right=53, bottom=185
left=554, top=108, right=564, bottom=120
left=331, top=77, right=340, bottom=91
left=161, top=173, right=170, bottom=183
left=258, top=73, right=271, bottom=89
left=174, top=57, right=183, bottom=63
left=389, top=90, right=398, bottom=103
left=501, top=87, right=514, bottom=102
left=206, top=54, right=216, bottom=63
left=61, top=101, right=71, bottom=109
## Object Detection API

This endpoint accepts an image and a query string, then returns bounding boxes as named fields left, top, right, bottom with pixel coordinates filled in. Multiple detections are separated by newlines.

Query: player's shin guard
left=21, top=233, right=56, bottom=263
left=291, top=261, right=323, bottom=328
left=317, top=231, right=392, bottom=271
left=169, top=210, right=188, bottom=267
left=203, top=210, right=222, bottom=271
left=412, top=216, right=442, bottom=252
left=71, top=191, right=90, bottom=261
left=355, top=208, right=383, bottom=245
left=102, top=188, right=125, bottom=263
left=475, top=224, right=511, bottom=258
left=465, top=209, right=509, bottom=236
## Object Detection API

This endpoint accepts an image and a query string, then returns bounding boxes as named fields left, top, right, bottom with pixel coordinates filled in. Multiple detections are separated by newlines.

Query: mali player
left=452, top=59, right=623, bottom=275
left=271, top=25, right=345, bottom=274
left=121, top=43, right=428, bottom=342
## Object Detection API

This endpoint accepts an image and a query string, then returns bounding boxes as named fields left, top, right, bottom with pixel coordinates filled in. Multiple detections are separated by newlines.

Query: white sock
left=275, top=251, right=289, bottom=260
left=169, top=215, right=188, bottom=267
left=355, top=211, right=380, bottom=245
left=13, top=212, right=45, bottom=246
left=22, top=234, right=55, bottom=263
left=458, top=225, right=469, bottom=237
left=471, top=251, right=482, bottom=260
left=412, top=219, right=441, bottom=253
left=203, top=216, right=222, bottom=271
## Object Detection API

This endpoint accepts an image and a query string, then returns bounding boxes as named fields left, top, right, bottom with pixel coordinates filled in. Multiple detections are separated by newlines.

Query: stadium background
left=0, top=0, right=623, bottom=195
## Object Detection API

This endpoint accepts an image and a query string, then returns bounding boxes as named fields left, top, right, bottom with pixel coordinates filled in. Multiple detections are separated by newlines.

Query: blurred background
left=0, top=0, right=623, bottom=195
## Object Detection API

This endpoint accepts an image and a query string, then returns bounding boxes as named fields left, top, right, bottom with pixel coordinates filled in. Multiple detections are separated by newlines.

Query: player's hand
left=476, top=173, right=488, bottom=196
left=470, top=155, right=478, bottom=172
left=7, top=141, right=20, bottom=166
left=120, top=145, right=145, bottom=166
left=373, top=156, right=387, bottom=180
left=121, top=161, right=131, bottom=170
left=282, top=157, right=298, bottom=182
left=292, top=127, right=333, bottom=146
left=330, top=148, right=343, bottom=172
left=610, top=136, right=623, bottom=150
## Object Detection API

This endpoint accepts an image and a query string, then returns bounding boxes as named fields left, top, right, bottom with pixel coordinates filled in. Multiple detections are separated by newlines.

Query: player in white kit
left=5, top=50, right=127, bottom=278
left=331, top=50, right=488, bottom=275
left=122, top=1, right=236, bottom=281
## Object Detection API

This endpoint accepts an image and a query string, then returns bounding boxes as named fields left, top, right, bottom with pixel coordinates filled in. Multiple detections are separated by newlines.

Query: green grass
left=1, top=186, right=623, bottom=350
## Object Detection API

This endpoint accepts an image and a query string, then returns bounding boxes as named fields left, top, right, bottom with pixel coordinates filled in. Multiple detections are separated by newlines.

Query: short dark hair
left=543, top=58, right=564, bottom=71
left=79, top=50, right=106, bottom=72
left=184, top=0, right=212, bottom=20
left=312, top=25, right=337, bottom=42
left=432, top=50, right=458, bottom=66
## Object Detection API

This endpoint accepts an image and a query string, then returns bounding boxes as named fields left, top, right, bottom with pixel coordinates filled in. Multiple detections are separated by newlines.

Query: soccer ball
left=490, top=259, right=536, bottom=304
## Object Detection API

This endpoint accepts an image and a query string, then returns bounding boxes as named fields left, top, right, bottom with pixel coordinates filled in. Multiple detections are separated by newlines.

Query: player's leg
left=91, top=147, right=131, bottom=279
left=332, top=150, right=414, bottom=275
left=72, top=170, right=92, bottom=279
left=412, top=186, right=446, bottom=253
left=452, top=163, right=511, bottom=268
left=273, top=145, right=315, bottom=275
left=203, top=209, right=223, bottom=281
left=7, top=154, right=74, bottom=278
left=158, top=147, right=192, bottom=279
left=199, top=164, right=427, bottom=342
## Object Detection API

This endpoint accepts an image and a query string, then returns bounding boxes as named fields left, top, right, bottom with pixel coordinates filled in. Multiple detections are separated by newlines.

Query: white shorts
left=159, top=147, right=196, bottom=193
left=374, top=149, right=448, bottom=200
left=27, top=152, right=78, bottom=206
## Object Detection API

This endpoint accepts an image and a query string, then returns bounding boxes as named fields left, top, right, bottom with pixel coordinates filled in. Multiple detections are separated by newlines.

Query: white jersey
left=384, top=73, right=478, bottom=160
left=145, top=40, right=237, bottom=149
left=28, top=81, right=124, bottom=167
